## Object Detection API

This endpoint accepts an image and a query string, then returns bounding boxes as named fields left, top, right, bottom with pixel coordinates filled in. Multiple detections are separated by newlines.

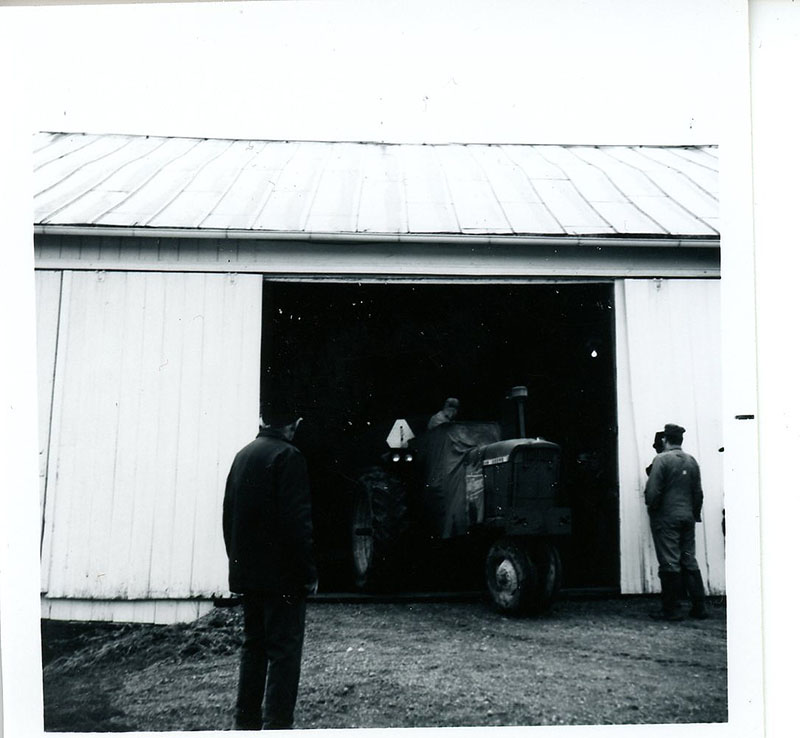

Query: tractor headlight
left=404, top=453, right=413, bottom=463
left=391, top=453, right=401, bottom=462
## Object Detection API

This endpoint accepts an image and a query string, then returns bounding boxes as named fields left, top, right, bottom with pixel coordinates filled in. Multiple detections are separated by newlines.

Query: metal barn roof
left=33, top=132, right=719, bottom=240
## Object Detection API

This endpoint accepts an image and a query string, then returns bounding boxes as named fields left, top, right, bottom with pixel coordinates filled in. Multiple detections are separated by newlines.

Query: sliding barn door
left=615, top=278, right=725, bottom=595
left=40, top=271, right=262, bottom=600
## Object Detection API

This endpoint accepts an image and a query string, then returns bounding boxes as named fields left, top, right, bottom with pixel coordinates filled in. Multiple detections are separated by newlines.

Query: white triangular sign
left=386, top=419, right=415, bottom=448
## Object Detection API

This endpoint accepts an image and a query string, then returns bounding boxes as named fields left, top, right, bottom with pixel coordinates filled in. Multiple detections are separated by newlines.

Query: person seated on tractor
left=428, top=397, right=460, bottom=430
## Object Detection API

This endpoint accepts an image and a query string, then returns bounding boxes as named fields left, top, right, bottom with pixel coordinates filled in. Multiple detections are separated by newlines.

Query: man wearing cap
left=645, top=431, right=665, bottom=477
left=428, top=397, right=460, bottom=430
left=223, top=407, right=318, bottom=730
left=644, top=423, right=708, bottom=621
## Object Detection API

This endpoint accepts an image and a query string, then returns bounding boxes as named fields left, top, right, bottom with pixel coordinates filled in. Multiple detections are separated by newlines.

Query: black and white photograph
left=1, top=0, right=794, bottom=736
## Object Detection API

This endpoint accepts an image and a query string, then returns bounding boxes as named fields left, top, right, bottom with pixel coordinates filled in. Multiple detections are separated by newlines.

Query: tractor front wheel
left=485, top=537, right=562, bottom=615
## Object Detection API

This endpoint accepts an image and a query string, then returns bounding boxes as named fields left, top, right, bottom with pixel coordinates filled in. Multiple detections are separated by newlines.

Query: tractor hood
left=481, top=438, right=561, bottom=467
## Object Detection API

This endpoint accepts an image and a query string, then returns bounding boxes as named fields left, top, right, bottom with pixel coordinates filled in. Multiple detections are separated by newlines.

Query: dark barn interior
left=261, top=281, right=619, bottom=592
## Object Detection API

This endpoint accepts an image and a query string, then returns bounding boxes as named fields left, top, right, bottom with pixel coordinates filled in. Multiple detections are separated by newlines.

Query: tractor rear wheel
left=485, top=537, right=562, bottom=614
left=351, top=467, right=409, bottom=590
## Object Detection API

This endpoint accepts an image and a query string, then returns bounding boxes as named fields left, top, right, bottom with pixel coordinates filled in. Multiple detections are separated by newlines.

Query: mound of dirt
left=42, top=607, right=242, bottom=673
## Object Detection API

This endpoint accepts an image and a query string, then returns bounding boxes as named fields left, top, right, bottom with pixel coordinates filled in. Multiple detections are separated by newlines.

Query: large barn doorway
left=262, top=281, right=619, bottom=592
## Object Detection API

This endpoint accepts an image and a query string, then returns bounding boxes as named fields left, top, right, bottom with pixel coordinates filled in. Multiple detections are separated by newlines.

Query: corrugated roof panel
left=35, top=136, right=132, bottom=196
left=503, top=145, right=567, bottom=182
left=497, top=202, right=565, bottom=235
left=145, top=139, right=235, bottom=227
left=435, top=145, right=512, bottom=233
left=469, top=146, right=543, bottom=204
left=33, top=133, right=102, bottom=172
left=589, top=200, right=667, bottom=235
left=200, top=141, right=296, bottom=230
left=402, top=145, right=460, bottom=233
left=33, top=131, right=60, bottom=155
left=185, top=140, right=264, bottom=194
left=250, top=141, right=331, bottom=231
left=96, top=139, right=221, bottom=226
left=536, top=146, right=628, bottom=203
left=634, top=147, right=718, bottom=197
left=569, top=146, right=665, bottom=198
left=537, top=146, right=666, bottom=234
left=354, top=144, right=408, bottom=233
left=629, top=195, right=715, bottom=236
left=570, top=146, right=716, bottom=234
left=44, top=137, right=169, bottom=225
left=671, top=145, right=719, bottom=170
left=469, top=147, right=562, bottom=234
left=535, top=179, right=611, bottom=232
left=149, top=191, right=227, bottom=229
left=405, top=201, right=461, bottom=234
left=46, top=188, right=130, bottom=227
left=147, top=139, right=238, bottom=227
left=604, top=146, right=717, bottom=229
left=92, top=138, right=203, bottom=225
left=35, top=137, right=140, bottom=221
left=32, top=133, right=719, bottom=239
left=303, top=143, right=364, bottom=233
left=148, top=140, right=266, bottom=228
left=468, top=145, right=567, bottom=235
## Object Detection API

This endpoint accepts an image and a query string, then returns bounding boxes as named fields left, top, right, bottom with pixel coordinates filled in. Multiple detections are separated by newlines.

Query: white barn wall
left=34, top=270, right=62, bottom=526
left=39, top=270, right=262, bottom=609
left=615, top=278, right=725, bottom=595
left=40, top=597, right=214, bottom=625
left=34, top=252, right=725, bottom=621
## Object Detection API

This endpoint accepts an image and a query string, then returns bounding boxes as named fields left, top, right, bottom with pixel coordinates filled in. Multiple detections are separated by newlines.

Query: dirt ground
left=41, top=595, right=727, bottom=731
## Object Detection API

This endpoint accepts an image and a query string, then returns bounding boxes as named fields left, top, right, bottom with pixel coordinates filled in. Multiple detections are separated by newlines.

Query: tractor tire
left=351, top=467, right=410, bottom=590
left=529, top=539, right=563, bottom=612
left=485, top=537, right=562, bottom=615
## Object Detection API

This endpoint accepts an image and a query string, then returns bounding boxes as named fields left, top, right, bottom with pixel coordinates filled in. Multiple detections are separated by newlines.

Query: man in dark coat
left=644, top=423, right=708, bottom=621
left=223, top=407, right=318, bottom=730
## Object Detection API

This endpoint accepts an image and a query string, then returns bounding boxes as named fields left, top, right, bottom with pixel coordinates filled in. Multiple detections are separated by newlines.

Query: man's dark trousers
left=236, top=592, right=307, bottom=730
left=649, top=516, right=707, bottom=618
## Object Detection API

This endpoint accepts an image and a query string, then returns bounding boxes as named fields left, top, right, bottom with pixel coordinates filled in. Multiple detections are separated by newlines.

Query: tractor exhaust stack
left=507, top=386, right=528, bottom=438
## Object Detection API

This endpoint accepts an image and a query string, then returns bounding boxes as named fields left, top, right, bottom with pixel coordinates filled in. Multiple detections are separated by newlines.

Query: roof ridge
left=33, top=132, right=718, bottom=149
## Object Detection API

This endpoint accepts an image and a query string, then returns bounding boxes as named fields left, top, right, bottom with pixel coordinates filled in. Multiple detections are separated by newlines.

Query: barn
left=32, top=132, right=724, bottom=623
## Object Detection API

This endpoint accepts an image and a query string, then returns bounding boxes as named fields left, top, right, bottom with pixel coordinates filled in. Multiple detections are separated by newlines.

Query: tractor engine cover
left=482, top=439, right=572, bottom=536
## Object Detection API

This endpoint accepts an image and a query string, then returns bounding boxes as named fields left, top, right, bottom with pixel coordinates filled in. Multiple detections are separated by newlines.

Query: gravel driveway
left=42, top=594, right=727, bottom=731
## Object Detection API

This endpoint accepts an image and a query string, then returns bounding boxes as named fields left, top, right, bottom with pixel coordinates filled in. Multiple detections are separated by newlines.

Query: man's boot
left=651, top=571, right=684, bottom=621
left=683, top=568, right=709, bottom=619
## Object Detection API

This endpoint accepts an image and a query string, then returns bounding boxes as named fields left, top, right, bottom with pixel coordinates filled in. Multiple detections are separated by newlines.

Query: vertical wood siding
left=35, top=271, right=63, bottom=534
left=40, top=270, right=262, bottom=600
left=40, top=597, right=214, bottom=625
left=615, top=279, right=725, bottom=594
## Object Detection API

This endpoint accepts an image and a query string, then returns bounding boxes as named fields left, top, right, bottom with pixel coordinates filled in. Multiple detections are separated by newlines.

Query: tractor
left=350, top=387, right=572, bottom=614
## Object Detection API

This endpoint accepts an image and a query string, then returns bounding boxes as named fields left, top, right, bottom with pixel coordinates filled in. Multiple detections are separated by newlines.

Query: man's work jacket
left=644, top=447, right=703, bottom=524
left=223, top=429, right=317, bottom=595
